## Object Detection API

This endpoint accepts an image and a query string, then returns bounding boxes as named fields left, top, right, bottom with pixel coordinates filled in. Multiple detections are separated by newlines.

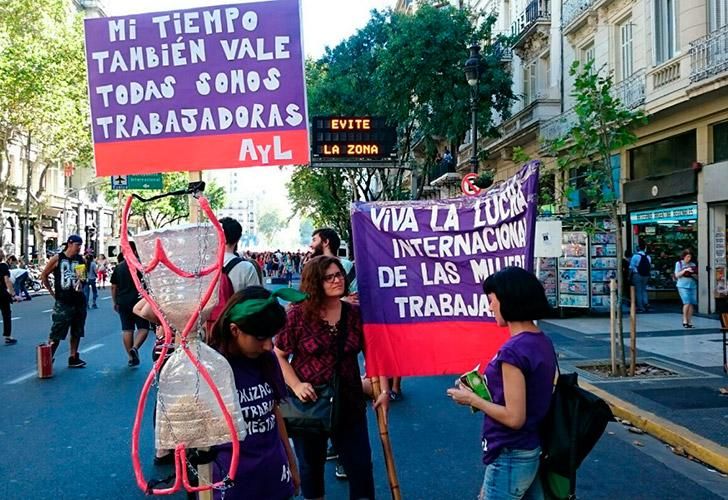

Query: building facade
left=540, top=0, right=728, bottom=314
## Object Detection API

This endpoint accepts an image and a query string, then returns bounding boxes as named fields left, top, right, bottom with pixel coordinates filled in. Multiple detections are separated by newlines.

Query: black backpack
left=540, top=369, right=614, bottom=499
left=636, top=253, right=651, bottom=277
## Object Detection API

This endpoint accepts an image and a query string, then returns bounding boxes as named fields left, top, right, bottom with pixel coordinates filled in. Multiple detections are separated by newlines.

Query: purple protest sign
left=351, top=162, right=540, bottom=376
left=84, top=0, right=309, bottom=176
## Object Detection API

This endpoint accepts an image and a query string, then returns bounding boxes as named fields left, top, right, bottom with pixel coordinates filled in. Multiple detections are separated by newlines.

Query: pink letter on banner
left=351, top=162, right=540, bottom=377
left=84, top=0, right=309, bottom=176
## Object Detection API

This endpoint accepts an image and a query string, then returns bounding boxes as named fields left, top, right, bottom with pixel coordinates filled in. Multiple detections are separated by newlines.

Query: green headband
left=227, top=288, right=309, bottom=323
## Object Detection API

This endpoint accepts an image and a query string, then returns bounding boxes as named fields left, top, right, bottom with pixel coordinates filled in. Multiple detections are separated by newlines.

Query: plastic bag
left=155, top=340, right=246, bottom=449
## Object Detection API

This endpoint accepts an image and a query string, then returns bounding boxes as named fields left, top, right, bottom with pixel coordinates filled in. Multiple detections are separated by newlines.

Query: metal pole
left=469, top=84, right=479, bottom=173
left=630, top=285, right=637, bottom=376
left=609, top=279, right=617, bottom=374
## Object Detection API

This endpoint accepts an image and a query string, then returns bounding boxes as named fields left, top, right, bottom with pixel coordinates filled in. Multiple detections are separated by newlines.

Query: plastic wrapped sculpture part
left=122, top=193, right=245, bottom=495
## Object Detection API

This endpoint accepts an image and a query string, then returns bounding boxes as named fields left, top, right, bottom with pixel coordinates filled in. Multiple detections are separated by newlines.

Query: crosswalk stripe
left=0, top=317, right=20, bottom=323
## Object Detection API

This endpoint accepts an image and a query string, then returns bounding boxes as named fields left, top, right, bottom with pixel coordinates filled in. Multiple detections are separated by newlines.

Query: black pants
left=0, top=298, right=11, bottom=338
left=292, top=412, right=375, bottom=500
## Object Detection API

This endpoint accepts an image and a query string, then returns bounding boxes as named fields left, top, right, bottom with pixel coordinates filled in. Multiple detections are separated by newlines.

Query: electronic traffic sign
left=311, top=116, right=397, bottom=162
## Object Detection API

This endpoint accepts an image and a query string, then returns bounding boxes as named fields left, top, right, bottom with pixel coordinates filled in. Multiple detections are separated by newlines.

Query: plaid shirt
left=275, top=302, right=367, bottom=418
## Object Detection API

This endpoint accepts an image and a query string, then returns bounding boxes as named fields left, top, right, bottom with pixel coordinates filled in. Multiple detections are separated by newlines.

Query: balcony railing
left=563, top=0, right=595, bottom=28
left=511, top=0, right=551, bottom=39
left=613, top=69, right=646, bottom=109
left=689, top=25, right=728, bottom=82
left=540, top=108, right=578, bottom=143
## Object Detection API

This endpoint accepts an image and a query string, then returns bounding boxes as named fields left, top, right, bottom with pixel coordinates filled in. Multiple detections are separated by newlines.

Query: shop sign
left=629, top=204, right=697, bottom=225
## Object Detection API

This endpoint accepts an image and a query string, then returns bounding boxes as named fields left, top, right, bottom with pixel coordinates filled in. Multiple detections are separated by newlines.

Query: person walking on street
left=96, top=254, right=109, bottom=288
left=448, top=267, right=556, bottom=500
left=110, top=242, right=149, bottom=367
left=675, top=249, right=698, bottom=328
left=629, top=241, right=651, bottom=313
left=40, top=235, right=87, bottom=367
left=0, top=250, right=18, bottom=345
left=83, top=253, right=98, bottom=309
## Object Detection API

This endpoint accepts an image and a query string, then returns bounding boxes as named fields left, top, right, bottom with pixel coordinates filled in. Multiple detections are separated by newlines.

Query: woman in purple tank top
left=448, top=267, right=556, bottom=500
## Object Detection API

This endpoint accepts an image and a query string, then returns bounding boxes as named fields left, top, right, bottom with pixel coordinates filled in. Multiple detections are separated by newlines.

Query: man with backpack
left=220, top=217, right=262, bottom=291
left=629, top=241, right=652, bottom=313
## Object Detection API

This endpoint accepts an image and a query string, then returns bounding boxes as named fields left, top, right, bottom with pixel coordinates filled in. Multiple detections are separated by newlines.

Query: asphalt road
left=1, top=292, right=726, bottom=499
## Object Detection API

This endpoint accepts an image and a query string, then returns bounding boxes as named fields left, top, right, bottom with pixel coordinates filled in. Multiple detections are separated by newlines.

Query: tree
left=257, top=210, right=284, bottom=244
left=288, top=2, right=514, bottom=222
left=546, top=61, right=647, bottom=375
left=0, top=0, right=92, bottom=260
left=101, top=173, right=226, bottom=231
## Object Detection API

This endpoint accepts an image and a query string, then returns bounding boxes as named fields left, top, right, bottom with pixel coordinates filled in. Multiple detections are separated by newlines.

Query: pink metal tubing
left=124, top=194, right=239, bottom=494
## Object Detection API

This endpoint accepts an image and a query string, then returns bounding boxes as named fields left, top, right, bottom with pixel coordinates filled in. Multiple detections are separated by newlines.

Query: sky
left=102, top=0, right=393, bottom=247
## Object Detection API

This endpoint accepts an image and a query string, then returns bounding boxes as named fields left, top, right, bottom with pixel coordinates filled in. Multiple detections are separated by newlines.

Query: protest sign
left=351, top=162, right=540, bottom=377
left=84, top=0, right=309, bottom=176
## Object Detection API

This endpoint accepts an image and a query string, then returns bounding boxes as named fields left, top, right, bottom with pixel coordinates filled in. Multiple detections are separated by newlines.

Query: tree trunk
left=612, top=207, right=627, bottom=375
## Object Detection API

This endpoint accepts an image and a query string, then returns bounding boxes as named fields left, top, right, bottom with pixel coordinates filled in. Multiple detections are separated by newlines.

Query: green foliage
left=288, top=3, right=515, bottom=220
left=511, top=146, right=531, bottom=164
left=257, top=210, right=284, bottom=243
left=286, top=167, right=353, bottom=242
left=100, top=173, right=226, bottom=230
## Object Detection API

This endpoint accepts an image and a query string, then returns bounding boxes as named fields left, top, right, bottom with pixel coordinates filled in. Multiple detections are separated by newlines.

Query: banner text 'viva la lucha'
left=351, top=162, right=540, bottom=377
left=84, top=0, right=309, bottom=176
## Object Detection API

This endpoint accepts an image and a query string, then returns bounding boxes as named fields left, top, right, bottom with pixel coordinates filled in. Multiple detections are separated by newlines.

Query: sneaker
left=4, top=337, right=17, bottom=346
left=326, top=446, right=338, bottom=461
left=129, top=347, right=140, bottom=367
left=68, top=354, right=87, bottom=368
left=92, top=303, right=98, bottom=309
left=335, top=462, right=347, bottom=480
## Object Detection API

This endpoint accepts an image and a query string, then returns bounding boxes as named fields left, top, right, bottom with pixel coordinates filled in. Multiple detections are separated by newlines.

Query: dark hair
left=300, top=255, right=346, bottom=322
left=313, top=228, right=340, bottom=254
left=209, top=286, right=287, bottom=358
left=681, top=249, right=693, bottom=259
left=483, top=266, right=551, bottom=322
left=637, top=240, right=647, bottom=251
left=220, top=217, right=242, bottom=246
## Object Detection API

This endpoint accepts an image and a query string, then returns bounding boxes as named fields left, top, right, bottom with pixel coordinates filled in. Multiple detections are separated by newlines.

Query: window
left=710, top=0, right=728, bottom=32
left=580, top=42, right=595, bottom=66
left=655, top=0, right=677, bottom=64
left=619, top=19, right=634, bottom=80
left=713, top=121, right=728, bottom=162
left=630, top=131, right=696, bottom=179
left=522, top=59, right=537, bottom=105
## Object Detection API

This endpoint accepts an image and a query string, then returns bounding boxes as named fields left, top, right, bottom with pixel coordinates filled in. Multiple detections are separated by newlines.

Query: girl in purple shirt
left=207, top=286, right=307, bottom=500
left=448, top=267, right=556, bottom=500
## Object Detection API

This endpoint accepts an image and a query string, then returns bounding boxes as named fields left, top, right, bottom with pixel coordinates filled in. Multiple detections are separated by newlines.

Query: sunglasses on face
left=323, top=271, right=345, bottom=283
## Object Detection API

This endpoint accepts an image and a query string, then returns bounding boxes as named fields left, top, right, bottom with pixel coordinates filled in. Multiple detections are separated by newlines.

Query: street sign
left=110, top=174, right=163, bottom=190
left=461, top=173, right=481, bottom=196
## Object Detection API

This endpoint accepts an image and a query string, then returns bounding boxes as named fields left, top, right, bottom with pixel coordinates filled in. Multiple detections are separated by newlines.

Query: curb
left=581, top=381, right=728, bottom=475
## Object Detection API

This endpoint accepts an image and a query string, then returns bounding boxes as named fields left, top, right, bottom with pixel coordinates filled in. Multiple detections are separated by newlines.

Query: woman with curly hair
left=274, top=255, right=389, bottom=500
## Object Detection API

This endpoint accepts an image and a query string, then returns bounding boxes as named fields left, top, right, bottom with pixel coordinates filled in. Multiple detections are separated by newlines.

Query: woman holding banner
left=448, top=266, right=555, bottom=500
left=275, top=255, right=389, bottom=500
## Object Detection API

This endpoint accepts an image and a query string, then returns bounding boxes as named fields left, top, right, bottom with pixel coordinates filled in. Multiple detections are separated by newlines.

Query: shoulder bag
left=280, top=302, right=349, bottom=437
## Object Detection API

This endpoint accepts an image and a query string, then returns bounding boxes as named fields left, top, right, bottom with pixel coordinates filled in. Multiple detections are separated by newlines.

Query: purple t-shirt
left=481, top=331, right=556, bottom=465
left=211, top=352, right=294, bottom=500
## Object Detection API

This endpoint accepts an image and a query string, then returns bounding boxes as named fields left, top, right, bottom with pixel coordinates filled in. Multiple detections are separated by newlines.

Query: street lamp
left=465, top=44, right=485, bottom=173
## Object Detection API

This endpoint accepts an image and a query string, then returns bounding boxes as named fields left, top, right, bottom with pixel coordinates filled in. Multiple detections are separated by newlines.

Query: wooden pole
left=188, top=171, right=203, bottom=224
left=371, top=378, right=402, bottom=500
left=630, top=286, right=637, bottom=376
left=609, top=279, right=617, bottom=375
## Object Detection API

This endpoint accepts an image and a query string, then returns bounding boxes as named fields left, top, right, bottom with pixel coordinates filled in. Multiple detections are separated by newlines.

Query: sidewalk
left=541, top=312, right=728, bottom=474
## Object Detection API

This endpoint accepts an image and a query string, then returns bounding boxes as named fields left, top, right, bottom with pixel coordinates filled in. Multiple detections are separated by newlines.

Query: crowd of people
left=1, top=214, right=625, bottom=500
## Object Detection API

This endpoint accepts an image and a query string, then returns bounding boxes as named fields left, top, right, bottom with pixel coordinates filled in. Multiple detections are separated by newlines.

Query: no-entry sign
left=461, top=173, right=481, bottom=196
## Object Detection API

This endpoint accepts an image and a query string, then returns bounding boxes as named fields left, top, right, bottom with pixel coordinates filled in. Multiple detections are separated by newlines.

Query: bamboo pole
left=630, top=286, right=637, bottom=377
left=371, top=378, right=402, bottom=500
left=609, top=279, right=617, bottom=375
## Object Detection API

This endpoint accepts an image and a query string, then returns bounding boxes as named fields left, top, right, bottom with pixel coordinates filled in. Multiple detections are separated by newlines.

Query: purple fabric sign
left=351, top=162, right=540, bottom=326
left=84, top=0, right=310, bottom=175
